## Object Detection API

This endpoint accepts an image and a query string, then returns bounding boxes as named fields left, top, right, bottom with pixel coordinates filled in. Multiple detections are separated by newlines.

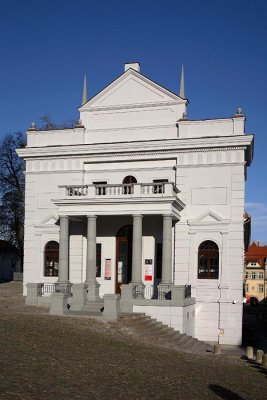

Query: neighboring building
left=17, top=62, right=254, bottom=345
left=245, top=242, right=267, bottom=302
left=0, top=240, right=20, bottom=281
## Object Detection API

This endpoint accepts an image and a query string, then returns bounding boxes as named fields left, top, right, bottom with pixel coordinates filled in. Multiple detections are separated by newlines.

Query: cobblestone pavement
left=0, top=282, right=266, bottom=400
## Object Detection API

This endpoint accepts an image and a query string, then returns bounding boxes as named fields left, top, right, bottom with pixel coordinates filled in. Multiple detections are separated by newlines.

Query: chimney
left=124, top=62, right=140, bottom=72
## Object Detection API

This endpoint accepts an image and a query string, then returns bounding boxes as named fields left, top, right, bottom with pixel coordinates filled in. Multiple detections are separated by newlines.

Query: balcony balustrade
left=59, top=182, right=179, bottom=199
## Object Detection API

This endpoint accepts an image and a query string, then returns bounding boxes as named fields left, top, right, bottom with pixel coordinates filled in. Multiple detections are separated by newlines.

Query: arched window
left=122, top=176, right=137, bottom=194
left=198, top=240, right=219, bottom=279
left=44, top=241, right=59, bottom=277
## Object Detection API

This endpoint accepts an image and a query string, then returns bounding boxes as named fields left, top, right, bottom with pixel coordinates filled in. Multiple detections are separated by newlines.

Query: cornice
left=83, top=101, right=180, bottom=113
left=52, top=196, right=185, bottom=211
left=84, top=123, right=175, bottom=133
left=17, top=135, right=254, bottom=160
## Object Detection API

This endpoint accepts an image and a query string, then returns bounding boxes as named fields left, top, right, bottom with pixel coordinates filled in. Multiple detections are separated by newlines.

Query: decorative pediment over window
left=187, top=210, right=230, bottom=229
left=37, top=213, right=59, bottom=226
left=79, top=68, right=186, bottom=110
left=34, top=214, right=59, bottom=235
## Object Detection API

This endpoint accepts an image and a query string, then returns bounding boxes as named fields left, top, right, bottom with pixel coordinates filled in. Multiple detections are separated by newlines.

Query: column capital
left=162, top=214, right=173, bottom=219
left=86, top=215, right=97, bottom=220
left=132, top=214, right=143, bottom=218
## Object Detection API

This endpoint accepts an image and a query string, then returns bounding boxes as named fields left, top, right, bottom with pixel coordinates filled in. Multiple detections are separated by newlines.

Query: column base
left=86, top=281, right=100, bottom=301
left=103, top=294, right=120, bottom=321
left=50, top=292, right=68, bottom=315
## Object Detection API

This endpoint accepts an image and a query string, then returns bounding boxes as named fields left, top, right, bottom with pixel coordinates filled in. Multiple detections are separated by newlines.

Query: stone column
left=161, top=214, right=173, bottom=284
left=86, top=215, right=100, bottom=301
left=131, top=214, right=143, bottom=284
left=58, top=216, right=69, bottom=283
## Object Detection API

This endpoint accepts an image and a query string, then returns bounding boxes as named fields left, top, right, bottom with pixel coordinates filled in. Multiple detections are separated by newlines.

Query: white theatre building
left=18, top=62, right=254, bottom=345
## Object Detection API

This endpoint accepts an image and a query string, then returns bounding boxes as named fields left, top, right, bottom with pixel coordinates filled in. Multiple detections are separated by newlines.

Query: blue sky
left=0, top=0, right=266, bottom=241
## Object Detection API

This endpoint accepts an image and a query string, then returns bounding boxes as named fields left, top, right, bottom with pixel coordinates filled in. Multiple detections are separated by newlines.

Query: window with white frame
left=44, top=241, right=59, bottom=277
left=198, top=240, right=219, bottom=279
left=258, top=284, right=264, bottom=293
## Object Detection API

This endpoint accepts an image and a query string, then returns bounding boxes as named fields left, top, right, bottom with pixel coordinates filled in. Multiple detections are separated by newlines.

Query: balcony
left=58, top=182, right=180, bottom=199
left=54, top=182, right=185, bottom=218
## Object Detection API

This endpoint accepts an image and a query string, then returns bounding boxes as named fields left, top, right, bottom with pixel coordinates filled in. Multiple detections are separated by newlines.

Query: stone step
left=137, top=325, right=171, bottom=336
left=109, top=313, right=211, bottom=354
left=83, top=301, right=104, bottom=314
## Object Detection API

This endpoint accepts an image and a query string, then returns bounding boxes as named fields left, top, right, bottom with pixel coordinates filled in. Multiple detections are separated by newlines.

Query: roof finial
left=82, top=74, right=87, bottom=105
left=179, top=65, right=185, bottom=99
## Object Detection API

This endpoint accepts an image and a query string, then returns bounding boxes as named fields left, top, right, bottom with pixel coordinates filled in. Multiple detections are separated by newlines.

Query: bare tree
left=39, top=114, right=78, bottom=130
left=0, top=132, right=25, bottom=270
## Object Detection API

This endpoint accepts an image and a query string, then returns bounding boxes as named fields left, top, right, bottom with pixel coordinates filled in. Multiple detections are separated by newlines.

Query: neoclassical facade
left=18, top=62, right=254, bottom=345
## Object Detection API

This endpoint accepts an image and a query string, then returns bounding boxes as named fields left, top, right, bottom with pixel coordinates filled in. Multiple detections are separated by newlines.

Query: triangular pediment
left=37, top=213, right=59, bottom=226
left=188, top=210, right=229, bottom=225
left=80, top=68, right=186, bottom=110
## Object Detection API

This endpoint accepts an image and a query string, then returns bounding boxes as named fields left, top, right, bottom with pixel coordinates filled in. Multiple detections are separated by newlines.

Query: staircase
left=82, top=299, right=104, bottom=316
left=108, top=313, right=213, bottom=354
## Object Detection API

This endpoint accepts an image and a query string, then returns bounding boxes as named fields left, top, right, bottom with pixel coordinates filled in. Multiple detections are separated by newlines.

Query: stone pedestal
left=171, top=285, right=186, bottom=304
left=120, top=284, right=133, bottom=313
left=246, top=346, right=254, bottom=360
left=71, top=283, right=88, bottom=311
left=103, top=294, right=120, bottom=321
left=25, top=283, right=42, bottom=306
left=49, top=292, right=68, bottom=315
left=256, top=350, right=264, bottom=364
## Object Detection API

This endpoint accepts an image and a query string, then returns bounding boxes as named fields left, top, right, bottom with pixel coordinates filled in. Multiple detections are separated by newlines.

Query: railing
left=59, top=182, right=179, bottom=199
left=41, top=283, right=72, bottom=296
left=132, top=284, right=145, bottom=299
left=134, top=284, right=191, bottom=300
left=142, top=183, right=165, bottom=195
left=95, top=184, right=133, bottom=196
left=144, top=284, right=155, bottom=299
left=158, top=284, right=172, bottom=300
left=67, top=186, right=88, bottom=196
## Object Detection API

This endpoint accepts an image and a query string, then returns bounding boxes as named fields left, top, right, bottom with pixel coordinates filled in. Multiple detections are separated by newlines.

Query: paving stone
left=0, top=282, right=266, bottom=400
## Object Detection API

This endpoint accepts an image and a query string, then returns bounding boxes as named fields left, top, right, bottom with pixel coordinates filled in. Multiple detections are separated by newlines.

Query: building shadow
left=209, top=385, right=245, bottom=400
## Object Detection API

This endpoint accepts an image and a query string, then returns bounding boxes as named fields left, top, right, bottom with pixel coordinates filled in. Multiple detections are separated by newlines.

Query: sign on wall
left=104, top=258, right=112, bottom=280
left=144, top=259, right=153, bottom=281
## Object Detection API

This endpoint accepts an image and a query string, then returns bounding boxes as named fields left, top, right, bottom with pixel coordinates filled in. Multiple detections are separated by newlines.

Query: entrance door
left=116, top=225, right=132, bottom=293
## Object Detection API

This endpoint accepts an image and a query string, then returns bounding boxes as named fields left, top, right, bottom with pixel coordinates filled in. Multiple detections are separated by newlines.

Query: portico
left=56, top=209, right=179, bottom=300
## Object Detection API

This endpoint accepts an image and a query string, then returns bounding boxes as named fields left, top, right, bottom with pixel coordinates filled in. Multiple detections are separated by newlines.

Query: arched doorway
left=116, top=225, right=133, bottom=293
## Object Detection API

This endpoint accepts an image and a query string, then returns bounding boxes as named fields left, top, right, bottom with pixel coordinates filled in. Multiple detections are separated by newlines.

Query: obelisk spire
left=82, top=74, right=87, bottom=105
left=179, top=65, right=185, bottom=99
